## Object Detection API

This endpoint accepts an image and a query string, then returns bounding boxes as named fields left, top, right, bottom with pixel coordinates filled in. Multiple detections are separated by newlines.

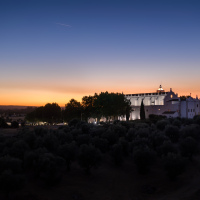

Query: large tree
left=92, top=92, right=131, bottom=122
left=82, top=95, right=101, bottom=121
left=63, top=99, right=82, bottom=122
left=26, top=103, right=61, bottom=124
left=43, top=103, right=61, bottom=124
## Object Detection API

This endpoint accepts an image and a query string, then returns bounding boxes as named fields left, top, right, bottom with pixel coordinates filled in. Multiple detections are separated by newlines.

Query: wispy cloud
left=56, top=23, right=71, bottom=27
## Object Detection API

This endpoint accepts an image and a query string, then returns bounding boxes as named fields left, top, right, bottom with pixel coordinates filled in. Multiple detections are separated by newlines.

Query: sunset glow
left=1, top=0, right=200, bottom=107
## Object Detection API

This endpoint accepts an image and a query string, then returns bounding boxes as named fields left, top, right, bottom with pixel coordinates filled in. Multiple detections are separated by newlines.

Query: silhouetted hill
left=0, top=105, right=36, bottom=110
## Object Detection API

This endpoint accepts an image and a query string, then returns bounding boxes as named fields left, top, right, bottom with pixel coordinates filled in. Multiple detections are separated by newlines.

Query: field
left=1, top=121, right=200, bottom=200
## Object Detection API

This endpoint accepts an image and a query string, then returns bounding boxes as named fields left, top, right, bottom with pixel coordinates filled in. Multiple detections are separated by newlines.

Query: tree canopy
left=26, top=103, right=61, bottom=124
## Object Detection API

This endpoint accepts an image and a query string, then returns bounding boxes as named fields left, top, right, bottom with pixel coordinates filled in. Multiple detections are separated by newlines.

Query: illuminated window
left=170, top=94, right=173, bottom=98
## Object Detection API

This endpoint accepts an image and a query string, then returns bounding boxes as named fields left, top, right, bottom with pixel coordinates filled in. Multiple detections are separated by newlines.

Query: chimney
left=170, top=88, right=172, bottom=92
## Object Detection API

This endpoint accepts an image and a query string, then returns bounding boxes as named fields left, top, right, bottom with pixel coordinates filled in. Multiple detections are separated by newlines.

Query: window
left=197, top=104, right=199, bottom=108
left=188, top=109, right=190, bottom=112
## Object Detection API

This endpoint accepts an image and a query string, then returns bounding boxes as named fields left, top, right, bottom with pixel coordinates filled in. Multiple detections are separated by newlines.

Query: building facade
left=125, top=85, right=200, bottom=120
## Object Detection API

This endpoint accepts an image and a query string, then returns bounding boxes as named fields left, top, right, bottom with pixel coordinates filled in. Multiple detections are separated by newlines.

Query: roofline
left=125, top=92, right=169, bottom=96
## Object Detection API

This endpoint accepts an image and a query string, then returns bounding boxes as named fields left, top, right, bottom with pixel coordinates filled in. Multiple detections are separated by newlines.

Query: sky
left=1, top=0, right=200, bottom=106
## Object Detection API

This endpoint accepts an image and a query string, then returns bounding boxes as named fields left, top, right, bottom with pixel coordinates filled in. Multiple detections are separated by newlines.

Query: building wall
left=180, top=97, right=200, bottom=119
left=126, top=89, right=181, bottom=120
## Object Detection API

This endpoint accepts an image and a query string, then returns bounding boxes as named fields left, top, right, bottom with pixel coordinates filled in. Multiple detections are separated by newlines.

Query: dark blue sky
left=1, top=0, right=200, bottom=105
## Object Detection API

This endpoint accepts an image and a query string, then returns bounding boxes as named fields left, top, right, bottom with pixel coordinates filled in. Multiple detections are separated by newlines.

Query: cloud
left=56, top=23, right=71, bottom=27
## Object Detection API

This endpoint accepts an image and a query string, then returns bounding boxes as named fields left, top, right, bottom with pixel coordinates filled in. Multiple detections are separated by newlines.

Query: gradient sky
left=1, top=0, right=200, bottom=106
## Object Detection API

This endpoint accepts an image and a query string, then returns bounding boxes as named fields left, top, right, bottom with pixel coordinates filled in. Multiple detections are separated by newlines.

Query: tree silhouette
left=26, top=103, right=61, bottom=124
left=64, top=99, right=82, bottom=122
left=140, top=99, right=145, bottom=120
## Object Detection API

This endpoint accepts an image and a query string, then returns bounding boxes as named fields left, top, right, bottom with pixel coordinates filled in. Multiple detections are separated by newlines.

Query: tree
left=26, top=103, right=61, bottom=124
left=81, top=92, right=131, bottom=123
left=43, top=103, right=61, bottom=124
left=140, top=99, right=145, bottom=120
left=11, top=121, right=19, bottom=128
left=64, top=99, right=82, bottom=122
left=0, top=117, right=9, bottom=128
left=35, top=153, right=65, bottom=185
left=82, top=95, right=99, bottom=121
left=78, top=144, right=102, bottom=174
left=58, top=142, right=78, bottom=171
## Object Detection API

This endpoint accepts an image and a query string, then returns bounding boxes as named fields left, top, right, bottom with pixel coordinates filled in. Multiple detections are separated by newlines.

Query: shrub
left=0, top=170, right=25, bottom=198
left=58, top=142, right=78, bottom=171
left=35, top=153, right=65, bottom=185
left=126, top=128, right=136, bottom=142
left=156, top=120, right=170, bottom=131
left=159, top=141, right=178, bottom=156
left=0, top=156, right=23, bottom=174
left=110, top=144, right=124, bottom=166
left=43, top=133, right=59, bottom=153
left=165, top=125, right=180, bottom=143
left=10, top=140, right=29, bottom=159
left=76, top=134, right=91, bottom=146
left=91, top=137, right=109, bottom=153
left=180, top=125, right=200, bottom=141
left=0, top=118, right=9, bottom=128
left=11, top=121, right=19, bottom=128
left=78, top=144, right=102, bottom=174
left=172, top=119, right=182, bottom=128
left=133, top=146, right=156, bottom=174
left=102, top=129, right=119, bottom=146
left=180, top=137, right=199, bottom=160
left=164, top=153, right=186, bottom=181
left=34, top=127, right=48, bottom=137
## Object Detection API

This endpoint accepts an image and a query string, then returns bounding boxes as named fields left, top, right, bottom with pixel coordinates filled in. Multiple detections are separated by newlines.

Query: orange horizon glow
left=1, top=85, right=200, bottom=107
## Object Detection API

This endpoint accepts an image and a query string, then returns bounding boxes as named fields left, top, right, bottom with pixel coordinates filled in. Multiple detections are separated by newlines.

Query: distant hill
left=0, top=105, right=37, bottom=110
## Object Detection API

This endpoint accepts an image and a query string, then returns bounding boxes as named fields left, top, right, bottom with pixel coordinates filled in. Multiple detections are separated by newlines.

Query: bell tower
left=157, top=85, right=165, bottom=93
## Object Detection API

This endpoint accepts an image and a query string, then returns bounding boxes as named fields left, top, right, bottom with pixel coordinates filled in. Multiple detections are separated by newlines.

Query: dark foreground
left=1, top=118, right=200, bottom=200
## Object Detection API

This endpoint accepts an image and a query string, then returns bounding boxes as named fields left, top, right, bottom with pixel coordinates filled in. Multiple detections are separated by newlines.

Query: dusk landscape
left=1, top=1, right=200, bottom=200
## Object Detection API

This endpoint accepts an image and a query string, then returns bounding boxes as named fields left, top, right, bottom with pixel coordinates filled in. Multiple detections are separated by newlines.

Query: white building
left=125, top=85, right=200, bottom=120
